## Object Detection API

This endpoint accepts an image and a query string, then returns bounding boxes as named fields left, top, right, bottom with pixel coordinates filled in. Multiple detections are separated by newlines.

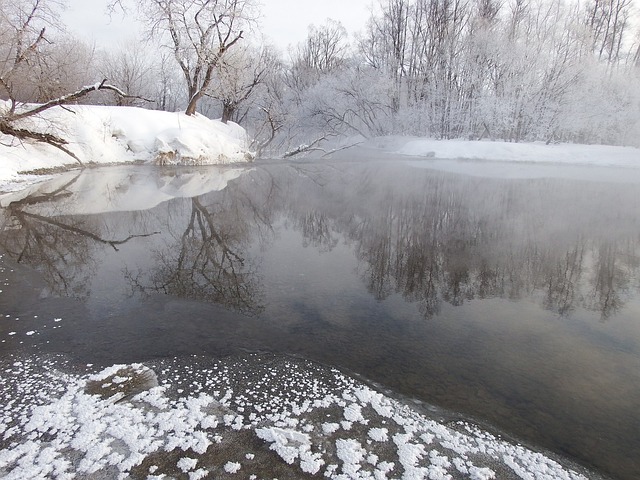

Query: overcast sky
left=62, top=0, right=375, bottom=51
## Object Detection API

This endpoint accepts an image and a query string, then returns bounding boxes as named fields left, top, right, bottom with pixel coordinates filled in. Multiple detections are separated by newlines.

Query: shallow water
left=1, top=160, right=639, bottom=479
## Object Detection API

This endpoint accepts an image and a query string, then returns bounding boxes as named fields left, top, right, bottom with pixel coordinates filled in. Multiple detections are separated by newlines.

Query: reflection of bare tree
left=586, top=242, right=630, bottom=320
left=1, top=209, right=94, bottom=298
left=541, top=242, right=585, bottom=316
left=0, top=177, right=158, bottom=298
left=296, top=212, right=338, bottom=252
left=287, top=168, right=640, bottom=321
left=129, top=196, right=265, bottom=316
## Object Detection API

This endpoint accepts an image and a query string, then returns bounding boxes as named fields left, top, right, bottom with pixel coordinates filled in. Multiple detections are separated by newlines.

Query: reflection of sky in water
left=1, top=162, right=640, bottom=479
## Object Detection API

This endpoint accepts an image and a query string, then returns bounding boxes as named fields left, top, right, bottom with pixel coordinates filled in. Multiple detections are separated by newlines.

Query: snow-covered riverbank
left=357, top=136, right=640, bottom=168
left=0, top=353, right=603, bottom=480
left=0, top=104, right=252, bottom=192
left=2, top=102, right=639, bottom=192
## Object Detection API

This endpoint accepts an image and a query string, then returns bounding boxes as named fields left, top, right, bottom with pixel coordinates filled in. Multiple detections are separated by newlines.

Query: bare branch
left=0, top=79, right=143, bottom=165
left=0, top=120, right=83, bottom=165
left=283, top=134, right=332, bottom=158
left=320, top=141, right=364, bottom=158
left=8, top=80, right=146, bottom=122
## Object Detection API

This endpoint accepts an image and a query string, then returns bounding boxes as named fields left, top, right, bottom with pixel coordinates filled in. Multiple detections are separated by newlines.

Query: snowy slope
left=0, top=103, right=252, bottom=191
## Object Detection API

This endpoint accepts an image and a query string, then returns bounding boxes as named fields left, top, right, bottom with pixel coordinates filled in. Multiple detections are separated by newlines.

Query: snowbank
left=0, top=103, right=253, bottom=191
left=363, top=136, right=640, bottom=168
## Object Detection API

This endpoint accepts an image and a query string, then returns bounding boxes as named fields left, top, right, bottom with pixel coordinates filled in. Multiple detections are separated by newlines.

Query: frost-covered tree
left=584, top=0, right=634, bottom=64
left=285, top=19, right=351, bottom=95
left=293, top=19, right=350, bottom=73
left=204, top=43, right=278, bottom=124
left=0, top=0, right=65, bottom=105
left=98, top=42, right=157, bottom=106
left=113, top=0, right=257, bottom=116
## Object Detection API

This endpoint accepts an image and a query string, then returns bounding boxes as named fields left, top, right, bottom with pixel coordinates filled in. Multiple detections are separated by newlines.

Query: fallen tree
left=0, top=80, right=147, bottom=165
left=0, top=0, right=143, bottom=166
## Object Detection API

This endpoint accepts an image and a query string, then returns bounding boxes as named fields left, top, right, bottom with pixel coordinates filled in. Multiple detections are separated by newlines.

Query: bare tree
left=119, top=0, right=256, bottom=116
left=293, top=19, right=350, bottom=73
left=33, top=36, right=97, bottom=102
left=584, top=0, right=634, bottom=64
left=0, top=1, right=142, bottom=162
left=358, top=0, right=410, bottom=111
left=0, top=0, right=64, bottom=106
left=0, top=2, right=134, bottom=160
left=205, top=43, right=278, bottom=124
left=98, top=42, right=157, bottom=106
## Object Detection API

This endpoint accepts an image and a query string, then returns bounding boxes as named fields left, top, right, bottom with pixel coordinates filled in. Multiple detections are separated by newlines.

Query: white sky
left=61, top=0, right=375, bottom=51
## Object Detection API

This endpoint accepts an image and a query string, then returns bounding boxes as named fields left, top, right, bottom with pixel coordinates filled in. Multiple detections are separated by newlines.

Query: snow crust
left=0, top=353, right=600, bottom=480
left=0, top=104, right=252, bottom=192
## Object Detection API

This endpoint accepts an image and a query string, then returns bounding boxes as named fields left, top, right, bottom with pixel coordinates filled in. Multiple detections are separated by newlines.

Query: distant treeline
left=2, top=0, right=639, bottom=154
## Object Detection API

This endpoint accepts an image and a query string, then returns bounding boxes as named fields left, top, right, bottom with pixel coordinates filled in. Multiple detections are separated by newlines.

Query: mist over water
left=1, top=160, right=639, bottom=479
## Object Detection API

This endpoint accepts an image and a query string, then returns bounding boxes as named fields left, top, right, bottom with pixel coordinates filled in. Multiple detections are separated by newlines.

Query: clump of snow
left=0, top=353, right=601, bottom=480
left=177, top=456, right=197, bottom=472
left=255, top=427, right=310, bottom=465
left=322, top=422, right=340, bottom=434
left=336, top=438, right=367, bottom=477
left=0, top=105, right=253, bottom=192
left=223, top=461, right=241, bottom=474
left=368, top=427, right=389, bottom=442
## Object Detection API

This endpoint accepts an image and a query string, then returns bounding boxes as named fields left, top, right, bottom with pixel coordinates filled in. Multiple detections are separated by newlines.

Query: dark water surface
left=1, top=160, right=639, bottom=479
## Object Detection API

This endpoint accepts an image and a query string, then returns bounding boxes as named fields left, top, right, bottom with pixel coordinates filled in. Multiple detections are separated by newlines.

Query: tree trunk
left=185, top=91, right=201, bottom=116
left=221, top=102, right=235, bottom=124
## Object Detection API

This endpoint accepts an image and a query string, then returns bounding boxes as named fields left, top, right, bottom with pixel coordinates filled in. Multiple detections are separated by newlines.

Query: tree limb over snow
left=0, top=79, right=148, bottom=165
left=283, top=135, right=331, bottom=158
left=8, top=80, right=150, bottom=122
left=0, top=121, right=82, bottom=165
left=282, top=135, right=362, bottom=159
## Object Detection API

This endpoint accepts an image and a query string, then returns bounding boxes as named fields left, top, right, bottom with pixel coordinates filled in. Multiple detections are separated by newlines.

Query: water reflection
left=1, top=163, right=639, bottom=321
left=0, top=174, right=158, bottom=298
left=290, top=167, right=640, bottom=322
left=2, top=162, right=640, bottom=479
left=349, top=193, right=639, bottom=321
left=127, top=196, right=265, bottom=316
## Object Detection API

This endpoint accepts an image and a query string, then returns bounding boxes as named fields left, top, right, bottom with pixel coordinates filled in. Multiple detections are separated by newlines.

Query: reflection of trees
left=541, top=242, right=585, bottom=316
left=0, top=176, right=158, bottom=298
left=280, top=168, right=640, bottom=321
left=585, top=242, right=633, bottom=320
left=2, top=163, right=638, bottom=322
left=129, top=192, right=268, bottom=316
left=296, top=212, right=338, bottom=252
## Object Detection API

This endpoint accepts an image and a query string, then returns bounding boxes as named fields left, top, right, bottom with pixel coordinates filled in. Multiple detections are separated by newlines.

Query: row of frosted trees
left=2, top=0, right=639, bottom=154
left=277, top=0, right=640, bottom=149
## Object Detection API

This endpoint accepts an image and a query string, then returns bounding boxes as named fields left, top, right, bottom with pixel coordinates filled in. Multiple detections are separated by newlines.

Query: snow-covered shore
left=358, top=136, right=640, bottom=168
left=0, top=104, right=252, bottom=192
left=0, top=353, right=603, bottom=480
left=1, top=103, right=639, bottom=193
